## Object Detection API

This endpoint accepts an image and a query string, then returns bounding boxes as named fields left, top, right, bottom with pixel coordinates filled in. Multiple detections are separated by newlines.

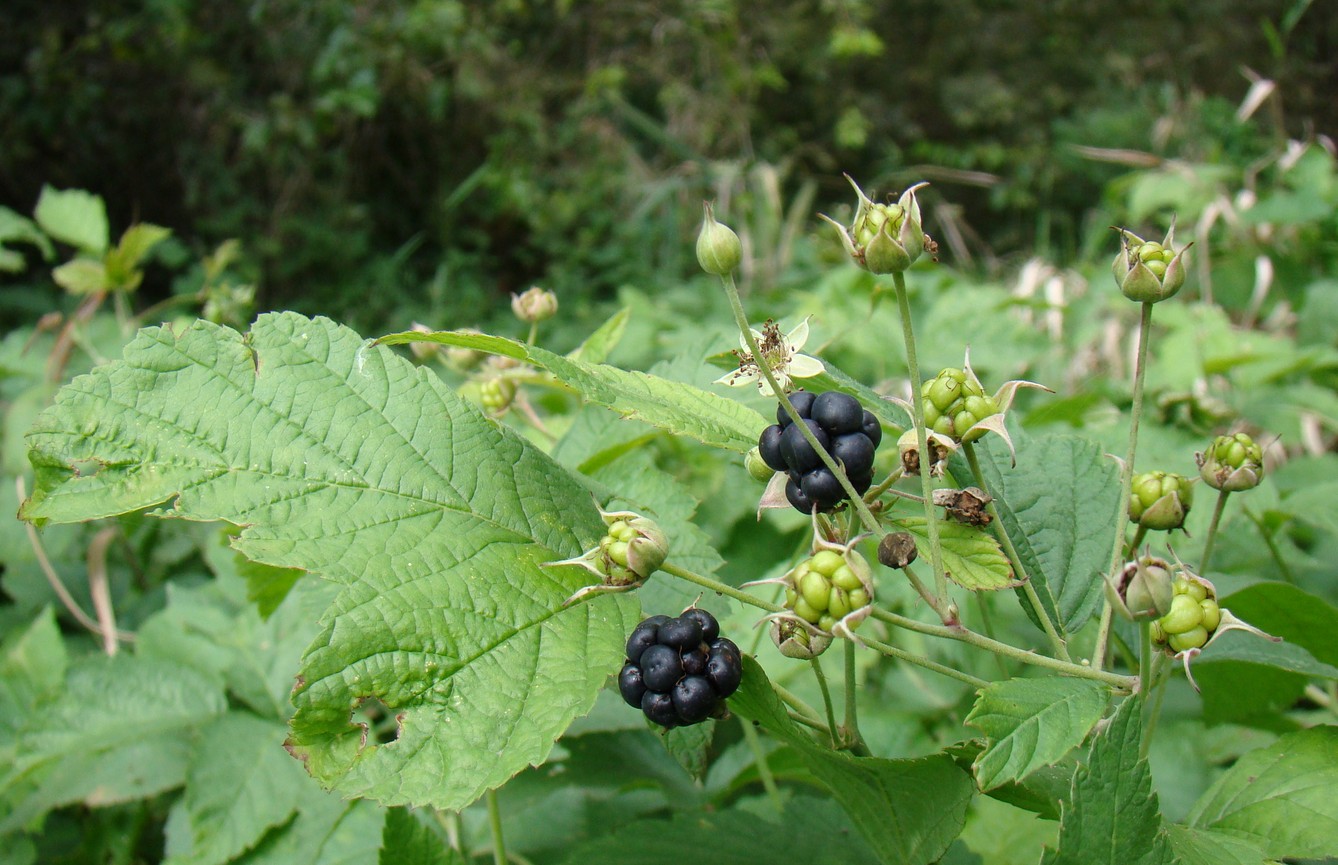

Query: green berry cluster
left=1151, top=575, right=1221, bottom=653
left=922, top=368, right=998, bottom=442
left=1198, top=432, right=1264, bottom=492
left=480, top=378, right=517, bottom=413
left=1131, top=240, right=1177, bottom=280
left=1128, top=470, right=1193, bottom=531
left=784, top=549, right=871, bottom=634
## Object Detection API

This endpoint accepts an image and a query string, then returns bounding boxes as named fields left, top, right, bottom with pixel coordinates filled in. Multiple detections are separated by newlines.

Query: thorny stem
left=660, top=561, right=1130, bottom=688
left=486, top=789, right=506, bottom=865
left=891, top=271, right=950, bottom=612
left=1097, top=300, right=1156, bottom=671
left=842, top=638, right=870, bottom=755
left=809, top=658, right=840, bottom=749
left=1199, top=489, right=1231, bottom=575
left=719, top=272, right=886, bottom=539
left=741, top=720, right=784, bottom=812
left=963, top=442, right=1070, bottom=660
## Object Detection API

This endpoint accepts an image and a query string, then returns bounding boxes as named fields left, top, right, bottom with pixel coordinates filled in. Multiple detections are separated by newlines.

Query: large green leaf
left=33, top=186, right=109, bottom=255
left=0, top=609, right=67, bottom=768
left=1040, top=697, right=1173, bottom=865
left=970, top=434, right=1121, bottom=631
left=1188, top=725, right=1338, bottom=859
left=892, top=517, right=1015, bottom=591
left=165, top=713, right=314, bottom=865
left=0, top=655, right=226, bottom=832
left=1218, top=582, right=1338, bottom=666
left=729, top=656, right=973, bottom=865
left=965, top=678, right=1108, bottom=790
left=21, top=313, right=639, bottom=809
left=378, top=328, right=767, bottom=451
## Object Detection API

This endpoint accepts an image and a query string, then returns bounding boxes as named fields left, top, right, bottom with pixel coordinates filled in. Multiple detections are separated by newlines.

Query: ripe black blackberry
left=757, top=390, right=881, bottom=513
left=618, top=609, right=742, bottom=728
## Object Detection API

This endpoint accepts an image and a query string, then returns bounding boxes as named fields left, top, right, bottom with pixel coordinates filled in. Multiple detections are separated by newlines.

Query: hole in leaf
left=71, top=458, right=104, bottom=478
left=352, top=695, right=402, bottom=745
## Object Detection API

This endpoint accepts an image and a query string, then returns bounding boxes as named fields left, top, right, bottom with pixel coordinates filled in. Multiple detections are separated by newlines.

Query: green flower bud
left=512, top=286, right=559, bottom=323
left=696, top=202, right=743, bottom=276
left=819, top=175, right=927, bottom=274
left=771, top=617, right=833, bottom=659
left=1196, top=432, right=1265, bottom=492
left=1112, top=227, right=1191, bottom=304
left=1128, top=470, right=1193, bottom=531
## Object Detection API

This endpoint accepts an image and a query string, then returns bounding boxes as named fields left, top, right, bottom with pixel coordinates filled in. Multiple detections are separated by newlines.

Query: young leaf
left=892, top=517, right=1016, bottom=591
left=1040, top=697, right=1174, bottom=865
left=567, top=307, right=630, bottom=364
left=21, top=314, right=640, bottom=810
left=0, top=206, right=54, bottom=271
left=164, top=713, right=313, bottom=865
left=378, top=328, right=768, bottom=452
left=34, top=186, right=109, bottom=255
left=1188, top=725, right=1338, bottom=859
left=968, top=434, right=1121, bottom=631
left=730, top=656, right=974, bottom=865
left=965, top=678, right=1108, bottom=790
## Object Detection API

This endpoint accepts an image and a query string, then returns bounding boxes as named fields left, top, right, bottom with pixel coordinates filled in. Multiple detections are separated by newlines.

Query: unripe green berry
left=1199, top=599, right=1221, bottom=632
left=1198, top=432, right=1265, bottom=492
left=1161, top=594, right=1203, bottom=634
left=800, top=570, right=830, bottom=612
left=1179, top=579, right=1208, bottom=602
left=794, top=597, right=822, bottom=624
left=847, top=588, right=870, bottom=610
left=480, top=378, right=518, bottom=412
left=830, top=564, right=863, bottom=591
left=745, top=447, right=776, bottom=482
left=818, top=614, right=837, bottom=633
left=827, top=587, right=852, bottom=620
left=1168, top=626, right=1210, bottom=653
left=1129, top=470, right=1193, bottom=531
left=606, top=541, right=629, bottom=568
left=810, top=550, right=846, bottom=576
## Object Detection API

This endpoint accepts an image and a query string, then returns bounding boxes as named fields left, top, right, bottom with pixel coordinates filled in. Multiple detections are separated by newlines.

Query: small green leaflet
left=965, top=677, right=1108, bottom=790
left=377, top=328, right=767, bottom=452
left=22, top=314, right=639, bottom=810
left=892, top=517, right=1015, bottom=590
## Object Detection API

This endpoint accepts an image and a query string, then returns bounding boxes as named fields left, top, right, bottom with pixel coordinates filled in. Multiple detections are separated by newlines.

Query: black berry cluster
left=757, top=390, right=882, bottom=513
left=618, top=610, right=742, bottom=728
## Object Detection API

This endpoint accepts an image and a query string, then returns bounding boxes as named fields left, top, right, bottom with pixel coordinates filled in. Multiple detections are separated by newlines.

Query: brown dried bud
left=933, top=486, right=993, bottom=527
left=878, top=532, right=919, bottom=569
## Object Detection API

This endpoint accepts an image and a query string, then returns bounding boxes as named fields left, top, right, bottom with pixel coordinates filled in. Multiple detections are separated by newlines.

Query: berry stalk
left=842, top=638, right=871, bottom=756
left=717, top=272, right=886, bottom=538
left=890, top=271, right=951, bottom=613
left=809, top=658, right=840, bottom=749
left=1095, top=301, right=1156, bottom=671
left=962, top=442, right=1071, bottom=661
left=1199, top=488, right=1231, bottom=575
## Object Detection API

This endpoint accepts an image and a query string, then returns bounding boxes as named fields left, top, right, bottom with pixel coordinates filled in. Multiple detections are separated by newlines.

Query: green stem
left=1244, top=506, right=1296, bottom=584
left=661, top=560, right=1127, bottom=687
left=1199, top=489, right=1230, bottom=575
left=526, top=321, right=539, bottom=346
left=719, top=272, right=886, bottom=538
left=891, top=271, right=950, bottom=610
left=867, top=606, right=1133, bottom=689
left=974, top=593, right=1012, bottom=678
left=486, top=789, right=506, bottom=865
left=858, top=632, right=990, bottom=689
left=842, top=638, right=870, bottom=755
left=963, top=442, right=1070, bottom=660
left=772, top=682, right=831, bottom=732
left=741, top=720, right=784, bottom=812
left=865, top=468, right=906, bottom=503
left=1098, top=301, right=1156, bottom=671
left=1140, top=653, right=1169, bottom=760
left=900, top=563, right=947, bottom=617
left=809, top=658, right=840, bottom=749
left=1126, top=524, right=1148, bottom=558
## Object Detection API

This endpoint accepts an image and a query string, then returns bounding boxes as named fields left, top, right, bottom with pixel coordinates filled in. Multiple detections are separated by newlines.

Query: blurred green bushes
left=1, top=0, right=1333, bottom=331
